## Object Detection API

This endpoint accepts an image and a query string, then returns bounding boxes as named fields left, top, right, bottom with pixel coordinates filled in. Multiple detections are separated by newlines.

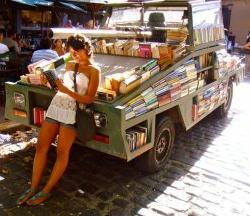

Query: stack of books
left=167, top=28, right=188, bottom=45
left=124, top=59, right=200, bottom=120
left=196, top=85, right=221, bottom=118
left=158, top=45, right=174, bottom=70
left=28, top=53, right=72, bottom=74
left=103, top=59, right=160, bottom=96
left=214, top=49, right=242, bottom=80
left=125, top=96, right=147, bottom=120
left=33, top=107, right=46, bottom=126
left=126, top=125, right=147, bottom=152
left=172, top=43, right=186, bottom=60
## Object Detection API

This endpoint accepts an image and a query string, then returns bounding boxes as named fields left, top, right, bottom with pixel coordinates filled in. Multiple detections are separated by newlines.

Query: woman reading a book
left=17, top=35, right=100, bottom=206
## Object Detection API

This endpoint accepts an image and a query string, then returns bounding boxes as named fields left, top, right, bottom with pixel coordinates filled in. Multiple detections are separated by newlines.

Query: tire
left=134, top=116, right=175, bottom=173
left=215, top=81, right=233, bottom=118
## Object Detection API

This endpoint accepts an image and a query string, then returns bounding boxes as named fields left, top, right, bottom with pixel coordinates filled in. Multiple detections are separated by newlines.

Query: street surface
left=0, top=62, right=250, bottom=215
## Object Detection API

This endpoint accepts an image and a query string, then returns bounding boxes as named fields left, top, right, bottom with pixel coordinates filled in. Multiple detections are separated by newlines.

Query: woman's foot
left=26, top=191, right=51, bottom=206
left=17, top=188, right=37, bottom=205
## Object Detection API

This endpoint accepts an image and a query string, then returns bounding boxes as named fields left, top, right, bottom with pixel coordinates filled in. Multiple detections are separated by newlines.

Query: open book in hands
left=42, top=70, right=59, bottom=90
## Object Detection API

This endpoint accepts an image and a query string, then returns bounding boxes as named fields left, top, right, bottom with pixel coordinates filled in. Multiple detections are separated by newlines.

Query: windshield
left=108, top=7, right=141, bottom=27
left=144, top=7, right=187, bottom=28
left=107, top=6, right=187, bottom=29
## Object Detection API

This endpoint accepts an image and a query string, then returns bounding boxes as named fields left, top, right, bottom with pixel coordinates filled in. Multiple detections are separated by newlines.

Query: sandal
left=17, top=188, right=37, bottom=205
left=26, top=191, right=51, bottom=206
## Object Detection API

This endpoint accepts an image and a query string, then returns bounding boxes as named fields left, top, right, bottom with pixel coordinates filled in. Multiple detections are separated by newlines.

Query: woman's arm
left=56, top=66, right=99, bottom=104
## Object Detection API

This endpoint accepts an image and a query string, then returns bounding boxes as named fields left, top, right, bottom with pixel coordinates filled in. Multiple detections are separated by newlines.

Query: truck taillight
left=13, top=92, right=25, bottom=108
left=94, top=112, right=107, bottom=128
left=95, top=134, right=109, bottom=144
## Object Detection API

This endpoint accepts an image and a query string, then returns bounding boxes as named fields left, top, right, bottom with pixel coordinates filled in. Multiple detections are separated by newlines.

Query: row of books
left=193, top=25, right=224, bottom=45
left=103, top=59, right=160, bottom=95
left=124, top=59, right=207, bottom=120
left=33, top=107, right=46, bottom=126
left=192, top=81, right=227, bottom=121
left=126, top=125, right=148, bottom=152
left=93, top=39, right=186, bottom=61
left=101, top=43, right=191, bottom=98
left=196, top=53, right=213, bottom=69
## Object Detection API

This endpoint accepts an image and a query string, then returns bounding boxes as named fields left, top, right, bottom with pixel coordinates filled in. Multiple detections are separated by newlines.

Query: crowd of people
left=0, top=28, right=66, bottom=66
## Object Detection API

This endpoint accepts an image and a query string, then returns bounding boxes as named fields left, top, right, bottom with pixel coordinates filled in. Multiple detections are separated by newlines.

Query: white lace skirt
left=46, top=92, right=77, bottom=124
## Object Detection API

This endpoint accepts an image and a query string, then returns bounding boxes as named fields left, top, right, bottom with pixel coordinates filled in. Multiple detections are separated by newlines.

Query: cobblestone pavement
left=1, top=76, right=250, bottom=216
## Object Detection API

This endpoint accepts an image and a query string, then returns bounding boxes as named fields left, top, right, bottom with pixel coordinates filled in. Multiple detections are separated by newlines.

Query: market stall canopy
left=11, top=0, right=36, bottom=6
left=34, top=0, right=53, bottom=6
left=11, top=0, right=88, bottom=12
left=60, top=2, right=87, bottom=13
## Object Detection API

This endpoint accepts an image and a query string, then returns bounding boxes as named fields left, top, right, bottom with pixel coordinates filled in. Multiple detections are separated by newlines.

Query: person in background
left=84, top=19, right=95, bottom=29
left=76, top=22, right=83, bottom=29
left=2, top=30, right=20, bottom=53
left=17, top=34, right=100, bottom=206
left=31, top=37, right=59, bottom=63
left=64, top=15, right=73, bottom=28
left=0, top=30, right=9, bottom=54
left=52, top=39, right=65, bottom=56
left=62, top=13, right=68, bottom=27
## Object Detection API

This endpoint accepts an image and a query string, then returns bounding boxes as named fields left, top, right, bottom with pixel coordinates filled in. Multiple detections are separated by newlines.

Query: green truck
left=4, top=0, right=245, bottom=173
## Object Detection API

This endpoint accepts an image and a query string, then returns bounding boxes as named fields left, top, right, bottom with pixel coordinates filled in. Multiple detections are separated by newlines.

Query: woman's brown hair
left=67, top=35, right=93, bottom=57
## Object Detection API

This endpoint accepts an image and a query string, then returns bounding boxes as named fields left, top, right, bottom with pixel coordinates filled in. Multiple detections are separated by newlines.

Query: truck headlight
left=13, top=92, right=25, bottom=107
left=94, top=112, right=107, bottom=128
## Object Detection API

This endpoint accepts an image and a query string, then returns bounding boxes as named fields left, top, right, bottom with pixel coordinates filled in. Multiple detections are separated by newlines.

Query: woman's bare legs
left=27, top=125, right=76, bottom=205
left=31, top=121, right=60, bottom=190
left=17, top=121, right=59, bottom=205
left=43, top=126, right=76, bottom=193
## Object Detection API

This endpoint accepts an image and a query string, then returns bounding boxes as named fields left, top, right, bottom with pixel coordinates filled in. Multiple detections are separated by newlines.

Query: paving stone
left=111, top=185, right=130, bottom=197
left=112, top=198, right=129, bottom=208
left=97, top=191, right=114, bottom=201
left=109, top=208, right=131, bottom=216
left=58, top=179, right=78, bottom=193
left=96, top=202, right=109, bottom=211
left=137, top=207, right=164, bottom=216
left=79, top=182, right=99, bottom=194
left=191, top=197, right=208, bottom=209
left=79, top=208, right=101, bottom=216
left=147, top=201, right=175, bottom=215
left=133, top=196, right=150, bottom=207
left=7, top=207, right=32, bottom=216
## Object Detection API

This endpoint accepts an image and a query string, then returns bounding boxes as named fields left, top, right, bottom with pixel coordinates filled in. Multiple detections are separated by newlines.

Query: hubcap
left=155, top=128, right=171, bottom=163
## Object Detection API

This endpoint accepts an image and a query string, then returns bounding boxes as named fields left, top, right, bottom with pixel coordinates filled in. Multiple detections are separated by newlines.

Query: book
left=97, top=87, right=117, bottom=101
left=139, top=43, right=152, bottom=58
left=119, top=74, right=141, bottom=94
left=42, top=70, right=58, bottom=90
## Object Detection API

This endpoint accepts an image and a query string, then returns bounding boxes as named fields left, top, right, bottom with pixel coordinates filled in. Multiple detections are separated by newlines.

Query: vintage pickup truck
left=5, top=0, right=245, bottom=173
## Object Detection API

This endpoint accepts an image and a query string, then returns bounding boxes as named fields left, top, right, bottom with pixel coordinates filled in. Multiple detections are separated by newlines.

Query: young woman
left=17, top=35, right=100, bottom=206
left=52, top=39, right=65, bottom=56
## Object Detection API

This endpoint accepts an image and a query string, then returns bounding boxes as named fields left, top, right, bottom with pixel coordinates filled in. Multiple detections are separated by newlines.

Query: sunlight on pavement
left=139, top=78, right=250, bottom=215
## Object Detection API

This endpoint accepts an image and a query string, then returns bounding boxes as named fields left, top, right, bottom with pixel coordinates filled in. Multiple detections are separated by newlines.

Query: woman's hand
left=40, top=74, right=48, bottom=86
left=55, top=79, right=69, bottom=94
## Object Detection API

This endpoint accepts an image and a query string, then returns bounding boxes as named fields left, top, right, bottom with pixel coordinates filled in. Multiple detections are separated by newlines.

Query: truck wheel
left=134, top=117, right=175, bottom=173
left=215, top=81, right=233, bottom=118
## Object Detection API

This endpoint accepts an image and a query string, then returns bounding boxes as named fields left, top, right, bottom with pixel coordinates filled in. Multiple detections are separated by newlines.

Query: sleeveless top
left=46, top=71, right=89, bottom=124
